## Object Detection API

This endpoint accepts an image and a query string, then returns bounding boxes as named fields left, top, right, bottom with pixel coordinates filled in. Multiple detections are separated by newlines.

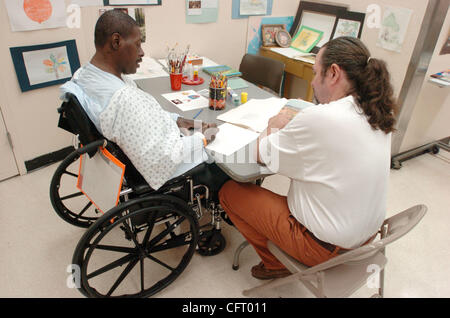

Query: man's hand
left=177, top=117, right=195, bottom=130
left=202, top=123, right=219, bottom=145
left=256, top=106, right=299, bottom=164
left=266, top=106, right=299, bottom=135
left=178, top=117, right=218, bottom=145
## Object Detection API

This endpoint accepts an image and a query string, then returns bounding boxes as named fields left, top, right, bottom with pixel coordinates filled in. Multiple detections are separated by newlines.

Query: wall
left=399, top=7, right=450, bottom=152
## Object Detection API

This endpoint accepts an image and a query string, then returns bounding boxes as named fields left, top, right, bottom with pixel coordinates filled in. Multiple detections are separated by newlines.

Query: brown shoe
left=251, top=262, right=291, bottom=280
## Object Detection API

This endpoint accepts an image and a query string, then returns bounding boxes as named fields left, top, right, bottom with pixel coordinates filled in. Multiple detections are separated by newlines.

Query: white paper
left=162, top=90, right=209, bottom=111
left=240, top=0, right=267, bottom=15
left=377, top=6, right=412, bottom=53
left=270, top=47, right=312, bottom=59
left=70, top=0, right=103, bottom=7
left=109, top=0, right=159, bottom=4
left=202, top=0, right=218, bottom=9
left=206, top=123, right=259, bottom=157
left=158, top=57, right=218, bottom=70
left=4, top=0, right=67, bottom=32
left=217, top=97, right=288, bottom=133
left=23, top=47, right=73, bottom=85
left=300, top=11, right=336, bottom=48
left=128, top=57, right=169, bottom=80
left=78, top=150, right=124, bottom=214
left=429, top=78, right=450, bottom=87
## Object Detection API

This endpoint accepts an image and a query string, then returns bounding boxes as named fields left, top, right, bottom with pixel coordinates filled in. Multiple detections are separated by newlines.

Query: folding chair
left=237, top=204, right=427, bottom=298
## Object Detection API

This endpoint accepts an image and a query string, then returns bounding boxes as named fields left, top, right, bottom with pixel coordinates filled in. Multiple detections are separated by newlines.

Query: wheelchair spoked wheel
left=50, top=150, right=101, bottom=228
left=72, top=195, right=199, bottom=298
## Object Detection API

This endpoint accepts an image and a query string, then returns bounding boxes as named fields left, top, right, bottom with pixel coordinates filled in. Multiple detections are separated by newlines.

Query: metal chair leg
left=232, top=241, right=250, bottom=270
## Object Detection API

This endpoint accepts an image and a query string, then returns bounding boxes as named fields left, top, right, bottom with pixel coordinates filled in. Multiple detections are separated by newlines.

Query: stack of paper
left=270, top=47, right=316, bottom=64
left=128, top=57, right=168, bottom=80
left=217, top=97, right=288, bottom=133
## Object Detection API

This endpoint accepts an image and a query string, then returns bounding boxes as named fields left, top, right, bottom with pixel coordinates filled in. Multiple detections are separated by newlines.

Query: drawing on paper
left=377, top=6, right=412, bottom=53
left=43, top=53, right=68, bottom=80
left=23, top=0, right=53, bottom=24
left=333, top=19, right=360, bottom=38
left=23, top=46, right=73, bottom=86
left=291, top=25, right=323, bottom=53
left=240, top=0, right=267, bottom=16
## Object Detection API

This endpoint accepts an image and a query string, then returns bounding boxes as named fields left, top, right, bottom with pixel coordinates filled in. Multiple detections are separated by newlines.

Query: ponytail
left=321, top=37, right=398, bottom=134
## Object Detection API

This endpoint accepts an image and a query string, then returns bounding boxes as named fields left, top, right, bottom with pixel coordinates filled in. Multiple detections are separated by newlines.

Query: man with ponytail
left=219, top=37, right=397, bottom=280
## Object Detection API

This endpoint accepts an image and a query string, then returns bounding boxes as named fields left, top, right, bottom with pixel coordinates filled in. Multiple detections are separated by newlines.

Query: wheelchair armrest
left=133, top=184, right=153, bottom=195
left=76, top=139, right=106, bottom=158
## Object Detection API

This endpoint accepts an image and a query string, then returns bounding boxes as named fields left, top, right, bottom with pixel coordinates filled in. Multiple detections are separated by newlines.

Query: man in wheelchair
left=52, top=10, right=233, bottom=298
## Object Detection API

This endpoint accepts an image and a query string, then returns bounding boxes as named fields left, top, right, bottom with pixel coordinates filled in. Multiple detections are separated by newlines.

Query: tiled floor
left=0, top=151, right=449, bottom=298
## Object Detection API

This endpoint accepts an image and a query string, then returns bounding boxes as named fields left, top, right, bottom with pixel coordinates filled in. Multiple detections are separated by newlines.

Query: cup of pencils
left=209, top=74, right=227, bottom=111
left=167, top=44, right=190, bottom=91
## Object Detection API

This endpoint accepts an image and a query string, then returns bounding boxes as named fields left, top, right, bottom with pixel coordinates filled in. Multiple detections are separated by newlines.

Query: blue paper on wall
left=246, top=16, right=294, bottom=55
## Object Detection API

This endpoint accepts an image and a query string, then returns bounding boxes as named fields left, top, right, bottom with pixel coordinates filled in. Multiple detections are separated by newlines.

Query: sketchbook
left=202, top=65, right=242, bottom=78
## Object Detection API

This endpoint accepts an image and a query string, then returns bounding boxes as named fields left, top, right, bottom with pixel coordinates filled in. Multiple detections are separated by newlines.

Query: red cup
left=170, top=73, right=182, bottom=91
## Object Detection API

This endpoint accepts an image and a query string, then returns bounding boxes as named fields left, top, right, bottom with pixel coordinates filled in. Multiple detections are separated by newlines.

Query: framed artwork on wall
left=10, top=40, right=81, bottom=92
left=290, top=1, right=347, bottom=53
left=332, top=10, right=365, bottom=39
left=261, top=24, right=286, bottom=47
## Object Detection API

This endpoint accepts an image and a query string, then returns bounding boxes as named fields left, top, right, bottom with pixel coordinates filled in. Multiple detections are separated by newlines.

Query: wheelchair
left=50, top=93, right=234, bottom=298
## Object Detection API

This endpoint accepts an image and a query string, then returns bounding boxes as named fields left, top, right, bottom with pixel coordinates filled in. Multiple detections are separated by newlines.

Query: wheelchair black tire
left=50, top=150, right=101, bottom=228
left=72, top=195, right=199, bottom=298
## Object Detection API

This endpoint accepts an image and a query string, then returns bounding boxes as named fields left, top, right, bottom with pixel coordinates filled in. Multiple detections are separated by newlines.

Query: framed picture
left=332, top=10, right=365, bottom=40
left=290, top=1, right=347, bottom=53
left=104, top=0, right=161, bottom=5
left=291, top=25, right=324, bottom=53
left=10, top=40, right=80, bottom=92
left=275, top=29, right=292, bottom=48
left=261, top=24, right=286, bottom=47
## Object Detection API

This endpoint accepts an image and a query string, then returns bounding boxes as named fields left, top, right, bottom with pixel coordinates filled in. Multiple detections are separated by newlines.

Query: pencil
left=193, top=109, right=203, bottom=119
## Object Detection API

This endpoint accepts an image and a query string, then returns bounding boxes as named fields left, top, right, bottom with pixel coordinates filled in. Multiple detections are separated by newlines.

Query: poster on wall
left=9, top=40, right=81, bottom=92
left=232, top=0, right=273, bottom=19
left=376, top=6, right=412, bottom=53
left=186, top=0, right=218, bottom=24
left=4, top=0, right=67, bottom=32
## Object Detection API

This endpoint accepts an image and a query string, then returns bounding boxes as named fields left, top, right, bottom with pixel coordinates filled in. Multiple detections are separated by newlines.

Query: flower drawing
left=43, top=53, right=67, bottom=80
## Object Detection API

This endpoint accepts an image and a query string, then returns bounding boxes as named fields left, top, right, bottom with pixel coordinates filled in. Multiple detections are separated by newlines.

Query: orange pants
left=219, top=180, right=339, bottom=269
